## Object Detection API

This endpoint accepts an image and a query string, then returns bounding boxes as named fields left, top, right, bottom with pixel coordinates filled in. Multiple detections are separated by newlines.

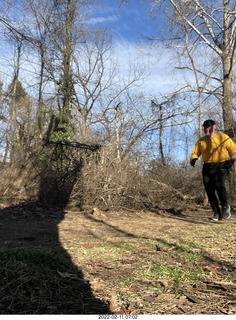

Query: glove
left=224, top=159, right=235, bottom=170
left=190, top=158, right=197, bottom=167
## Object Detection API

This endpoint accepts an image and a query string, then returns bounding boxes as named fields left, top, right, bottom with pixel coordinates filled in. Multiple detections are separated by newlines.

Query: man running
left=190, top=119, right=236, bottom=221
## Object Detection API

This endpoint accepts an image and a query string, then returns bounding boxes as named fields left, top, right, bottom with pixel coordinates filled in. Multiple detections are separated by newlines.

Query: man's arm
left=190, top=141, right=201, bottom=166
left=225, top=135, right=236, bottom=159
left=231, top=152, right=236, bottom=160
left=190, top=158, right=197, bottom=167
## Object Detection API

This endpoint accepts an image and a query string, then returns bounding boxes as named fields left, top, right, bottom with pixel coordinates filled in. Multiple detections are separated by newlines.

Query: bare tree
left=149, top=0, right=236, bottom=136
left=7, top=36, right=26, bottom=163
left=114, top=102, right=122, bottom=161
left=23, top=0, right=50, bottom=138
left=30, top=0, right=97, bottom=141
left=175, top=27, right=222, bottom=137
left=72, top=30, right=116, bottom=142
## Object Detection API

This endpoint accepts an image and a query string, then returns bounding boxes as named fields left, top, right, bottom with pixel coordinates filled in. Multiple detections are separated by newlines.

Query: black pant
left=202, top=163, right=228, bottom=214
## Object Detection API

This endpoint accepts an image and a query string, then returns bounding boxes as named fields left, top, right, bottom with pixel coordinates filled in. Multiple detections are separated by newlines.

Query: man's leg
left=203, top=170, right=221, bottom=220
left=215, top=168, right=231, bottom=219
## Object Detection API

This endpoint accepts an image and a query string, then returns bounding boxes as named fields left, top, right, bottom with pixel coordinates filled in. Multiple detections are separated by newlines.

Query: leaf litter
left=0, top=202, right=235, bottom=314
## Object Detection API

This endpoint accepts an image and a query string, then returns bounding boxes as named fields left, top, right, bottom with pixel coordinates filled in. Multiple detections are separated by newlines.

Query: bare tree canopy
left=147, top=0, right=236, bottom=136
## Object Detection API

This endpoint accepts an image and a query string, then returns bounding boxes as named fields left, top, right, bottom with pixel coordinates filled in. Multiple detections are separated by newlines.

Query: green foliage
left=145, top=262, right=205, bottom=284
left=50, top=113, right=75, bottom=144
left=49, top=113, right=76, bottom=170
left=56, top=74, right=76, bottom=106
left=115, top=260, right=205, bottom=288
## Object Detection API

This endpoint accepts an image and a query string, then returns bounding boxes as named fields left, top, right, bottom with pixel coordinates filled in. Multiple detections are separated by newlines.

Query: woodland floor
left=0, top=200, right=235, bottom=315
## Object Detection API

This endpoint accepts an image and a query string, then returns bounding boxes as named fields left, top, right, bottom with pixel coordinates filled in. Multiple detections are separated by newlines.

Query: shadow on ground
left=0, top=202, right=109, bottom=314
left=0, top=146, right=109, bottom=314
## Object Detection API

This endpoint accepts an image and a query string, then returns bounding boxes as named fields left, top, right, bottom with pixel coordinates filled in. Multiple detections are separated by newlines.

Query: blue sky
left=89, top=1, right=202, bottom=162
left=0, top=0, right=175, bottom=97
left=88, top=0, right=178, bottom=97
left=92, top=0, right=163, bottom=43
left=89, top=1, right=194, bottom=162
left=0, top=0, right=196, bottom=162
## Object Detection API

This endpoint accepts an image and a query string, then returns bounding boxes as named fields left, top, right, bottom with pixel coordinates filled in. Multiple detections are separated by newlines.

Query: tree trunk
left=37, top=41, right=45, bottom=138
left=11, top=38, right=25, bottom=163
left=222, top=54, right=234, bottom=135
left=221, top=0, right=235, bottom=136
left=159, top=104, right=166, bottom=166
left=115, top=103, right=121, bottom=161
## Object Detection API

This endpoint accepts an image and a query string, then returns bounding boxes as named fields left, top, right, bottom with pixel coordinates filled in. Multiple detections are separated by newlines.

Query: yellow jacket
left=190, top=132, right=236, bottom=164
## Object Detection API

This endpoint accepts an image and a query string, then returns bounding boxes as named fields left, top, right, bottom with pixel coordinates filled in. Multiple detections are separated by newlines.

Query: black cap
left=203, top=119, right=215, bottom=128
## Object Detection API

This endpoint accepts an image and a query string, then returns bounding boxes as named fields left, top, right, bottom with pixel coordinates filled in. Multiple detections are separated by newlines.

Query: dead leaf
left=104, top=264, right=116, bottom=269
left=47, top=305, right=57, bottom=311
left=109, top=296, right=127, bottom=314
left=142, top=295, right=158, bottom=303
left=57, top=270, right=85, bottom=282
left=185, top=294, right=199, bottom=303
left=203, top=265, right=220, bottom=277
left=156, top=293, right=175, bottom=303
left=90, top=207, right=105, bottom=216
left=176, top=304, right=190, bottom=313
left=84, top=242, right=94, bottom=249
left=109, top=296, right=119, bottom=312
left=119, top=306, right=128, bottom=314
left=130, top=309, right=140, bottom=315
left=121, top=259, right=136, bottom=265
left=158, top=279, right=168, bottom=287
left=130, top=284, right=141, bottom=292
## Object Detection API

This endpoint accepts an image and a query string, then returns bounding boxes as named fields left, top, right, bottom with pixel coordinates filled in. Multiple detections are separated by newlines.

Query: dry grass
left=0, top=199, right=235, bottom=314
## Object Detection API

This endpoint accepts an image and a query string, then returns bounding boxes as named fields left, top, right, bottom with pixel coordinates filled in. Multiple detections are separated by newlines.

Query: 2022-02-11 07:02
left=98, top=315, right=138, bottom=319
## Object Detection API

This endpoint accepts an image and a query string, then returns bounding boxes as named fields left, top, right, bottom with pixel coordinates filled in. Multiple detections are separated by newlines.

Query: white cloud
left=88, top=14, right=119, bottom=25
left=112, top=40, right=179, bottom=96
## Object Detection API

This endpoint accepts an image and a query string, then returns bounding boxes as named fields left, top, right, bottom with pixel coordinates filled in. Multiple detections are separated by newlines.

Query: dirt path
left=0, top=202, right=235, bottom=314
left=58, top=205, right=236, bottom=314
